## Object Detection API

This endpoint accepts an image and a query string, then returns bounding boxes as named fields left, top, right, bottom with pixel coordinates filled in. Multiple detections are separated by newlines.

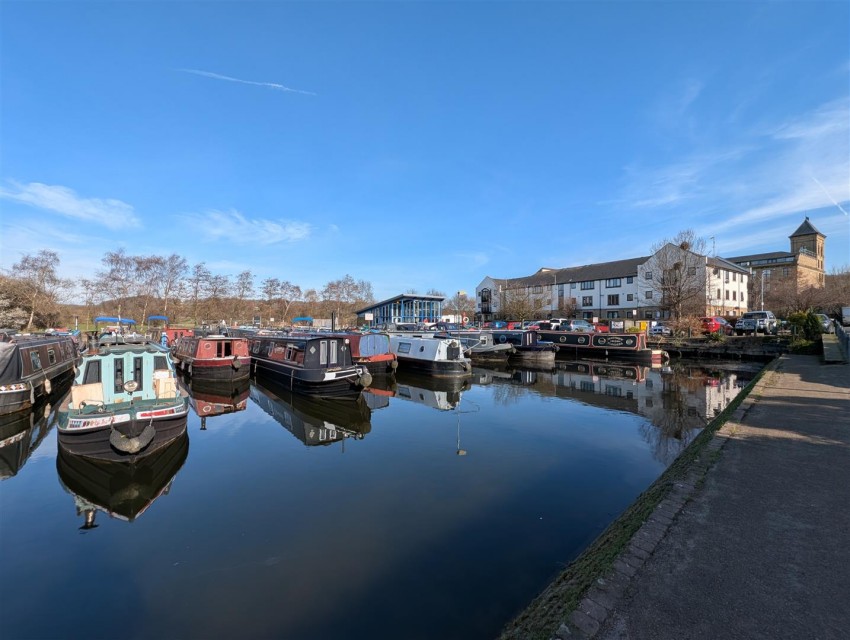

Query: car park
left=560, top=319, right=595, bottom=332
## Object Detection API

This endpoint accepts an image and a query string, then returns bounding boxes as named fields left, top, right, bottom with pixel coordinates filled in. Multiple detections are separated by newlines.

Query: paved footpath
left=592, top=354, right=850, bottom=640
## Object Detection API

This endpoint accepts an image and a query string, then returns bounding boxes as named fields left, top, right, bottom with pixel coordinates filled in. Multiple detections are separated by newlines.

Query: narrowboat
left=248, top=333, right=372, bottom=398
left=0, top=331, right=79, bottom=416
left=386, top=333, right=472, bottom=378
left=172, top=334, right=250, bottom=382
left=322, top=332, right=398, bottom=376
left=536, top=329, right=668, bottom=365
left=57, top=342, right=189, bottom=462
left=250, top=374, right=372, bottom=446
left=435, top=329, right=515, bottom=363
left=57, top=431, right=189, bottom=528
left=487, top=329, right=558, bottom=366
left=390, top=371, right=471, bottom=410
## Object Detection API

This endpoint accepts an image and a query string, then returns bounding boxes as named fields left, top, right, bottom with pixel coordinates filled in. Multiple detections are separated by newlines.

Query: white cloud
left=184, top=209, right=312, bottom=245
left=178, top=68, right=316, bottom=96
left=0, top=181, right=140, bottom=229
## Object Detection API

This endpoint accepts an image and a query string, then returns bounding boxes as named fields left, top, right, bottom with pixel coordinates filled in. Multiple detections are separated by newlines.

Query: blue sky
left=1, top=1, right=848, bottom=302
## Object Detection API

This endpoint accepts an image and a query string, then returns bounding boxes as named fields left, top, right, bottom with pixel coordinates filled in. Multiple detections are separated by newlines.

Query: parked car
left=701, top=316, right=734, bottom=335
left=814, top=313, right=834, bottom=334
left=593, top=322, right=611, bottom=333
left=735, top=310, right=778, bottom=335
left=560, top=319, right=595, bottom=332
left=648, top=322, right=673, bottom=337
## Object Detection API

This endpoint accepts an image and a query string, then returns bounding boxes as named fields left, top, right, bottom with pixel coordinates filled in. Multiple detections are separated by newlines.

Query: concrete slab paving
left=596, top=355, right=850, bottom=640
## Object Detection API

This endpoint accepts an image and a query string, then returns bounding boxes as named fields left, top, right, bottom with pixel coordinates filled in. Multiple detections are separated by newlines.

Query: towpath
left=565, top=354, right=850, bottom=639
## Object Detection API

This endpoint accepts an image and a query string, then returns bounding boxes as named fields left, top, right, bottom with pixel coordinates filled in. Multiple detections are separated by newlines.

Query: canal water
left=0, top=358, right=760, bottom=639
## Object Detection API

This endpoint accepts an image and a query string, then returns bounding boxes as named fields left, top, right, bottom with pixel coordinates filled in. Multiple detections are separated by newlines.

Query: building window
left=732, top=272, right=736, bottom=282
left=717, top=288, right=721, bottom=299
left=645, top=271, right=652, bottom=280
left=644, top=311, right=653, bottom=319
left=571, top=282, right=576, bottom=289
left=533, top=285, right=542, bottom=293
left=605, top=278, right=621, bottom=288
left=688, top=266, right=697, bottom=276
left=733, top=291, right=736, bottom=300
left=627, top=293, right=633, bottom=301
left=626, top=276, right=634, bottom=284
left=607, top=311, right=620, bottom=318
left=607, top=294, right=619, bottom=305
left=725, top=290, right=729, bottom=300
left=580, top=281, right=594, bottom=290
left=582, top=296, right=593, bottom=306
left=782, top=267, right=790, bottom=277
left=645, top=291, right=653, bottom=299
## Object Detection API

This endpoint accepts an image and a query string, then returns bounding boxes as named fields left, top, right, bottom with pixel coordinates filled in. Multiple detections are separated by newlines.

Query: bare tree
left=499, top=286, right=546, bottom=321
left=277, top=280, right=302, bottom=323
left=156, top=254, right=188, bottom=317
left=644, top=230, right=708, bottom=319
left=187, top=263, right=211, bottom=324
left=12, top=250, right=68, bottom=329
left=96, top=249, right=137, bottom=321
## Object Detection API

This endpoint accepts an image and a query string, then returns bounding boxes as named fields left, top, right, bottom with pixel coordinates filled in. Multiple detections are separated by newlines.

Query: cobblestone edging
left=550, top=361, right=776, bottom=640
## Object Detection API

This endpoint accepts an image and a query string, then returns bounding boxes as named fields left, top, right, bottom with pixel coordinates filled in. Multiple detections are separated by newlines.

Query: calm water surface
left=0, top=358, right=760, bottom=639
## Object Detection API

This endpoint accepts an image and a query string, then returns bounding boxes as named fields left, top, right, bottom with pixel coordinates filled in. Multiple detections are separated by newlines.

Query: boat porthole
left=203, top=405, right=211, bottom=413
left=559, top=336, right=566, bottom=343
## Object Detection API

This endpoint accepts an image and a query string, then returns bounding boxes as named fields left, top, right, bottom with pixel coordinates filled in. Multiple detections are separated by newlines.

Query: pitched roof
left=726, top=251, right=795, bottom=264
left=707, top=256, right=750, bottom=274
left=789, top=217, right=824, bottom=238
left=493, top=256, right=649, bottom=288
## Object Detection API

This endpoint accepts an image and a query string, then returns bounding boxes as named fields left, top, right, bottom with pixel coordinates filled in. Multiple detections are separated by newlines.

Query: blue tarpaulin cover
left=147, top=315, right=169, bottom=321
left=93, top=316, right=137, bottom=324
left=292, top=317, right=313, bottom=323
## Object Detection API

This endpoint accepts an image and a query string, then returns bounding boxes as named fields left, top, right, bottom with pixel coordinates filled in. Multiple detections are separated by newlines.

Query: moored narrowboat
left=172, top=335, right=249, bottom=382
left=487, top=329, right=558, bottom=366
left=321, top=332, right=397, bottom=376
left=57, top=342, right=189, bottom=462
left=248, top=333, right=372, bottom=398
left=386, top=334, right=472, bottom=378
left=0, top=331, right=80, bottom=416
left=537, top=329, right=668, bottom=364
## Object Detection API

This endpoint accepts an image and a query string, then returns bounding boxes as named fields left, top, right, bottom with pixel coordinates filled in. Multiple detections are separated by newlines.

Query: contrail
left=178, top=68, right=316, bottom=96
left=811, top=175, right=849, bottom=216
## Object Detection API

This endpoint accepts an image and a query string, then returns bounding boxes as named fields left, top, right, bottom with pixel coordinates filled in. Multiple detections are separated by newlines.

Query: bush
left=788, top=311, right=822, bottom=341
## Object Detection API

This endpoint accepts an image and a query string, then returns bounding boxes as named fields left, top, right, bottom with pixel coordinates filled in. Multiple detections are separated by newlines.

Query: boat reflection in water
left=250, top=373, right=372, bottom=447
left=183, top=378, right=250, bottom=430
left=56, top=432, right=189, bottom=529
left=0, top=377, right=72, bottom=481
left=365, top=371, right=471, bottom=411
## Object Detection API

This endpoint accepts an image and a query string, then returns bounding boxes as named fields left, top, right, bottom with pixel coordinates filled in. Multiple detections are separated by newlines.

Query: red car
left=593, top=322, right=610, bottom=333
left=701, top=317, right=734, bottom=335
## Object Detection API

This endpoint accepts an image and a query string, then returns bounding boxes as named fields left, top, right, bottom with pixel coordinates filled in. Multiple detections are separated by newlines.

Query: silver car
left=815, top=314, right=834, bottom=334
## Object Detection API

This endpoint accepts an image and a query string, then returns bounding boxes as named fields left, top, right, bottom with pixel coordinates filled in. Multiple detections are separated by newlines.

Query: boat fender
left=29, top=384, right=35, bottom=406
left=357, top=370, right=373, bottom=388
left=110, top=423, right=156, bottom=454
left=187, top=364, right=192, bottom=376
left=43, top=378, right=52, bottom=395
left=232, top=357, right=241, bottom=370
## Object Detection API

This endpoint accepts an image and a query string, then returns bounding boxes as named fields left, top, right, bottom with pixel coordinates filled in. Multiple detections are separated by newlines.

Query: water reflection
left=0, top=377, right=71, bottom=480
left=182, top=377, right=250, bottom=430
left=366, top=371, right=472, bottom=411
left=250, top=372, right=372, bottom=446
left=56, top=432, right=189, bottom=529
left=472, top=359, right=756, bottom=464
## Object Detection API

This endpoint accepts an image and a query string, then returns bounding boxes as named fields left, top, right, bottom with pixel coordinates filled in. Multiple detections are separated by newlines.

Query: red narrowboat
left=172, top=335, right=249, bottom=382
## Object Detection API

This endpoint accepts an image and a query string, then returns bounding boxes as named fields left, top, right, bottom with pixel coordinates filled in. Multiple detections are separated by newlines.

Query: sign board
left=364, top=313, right=373, bottom=321
left=611, top=320, right=625, bottom=331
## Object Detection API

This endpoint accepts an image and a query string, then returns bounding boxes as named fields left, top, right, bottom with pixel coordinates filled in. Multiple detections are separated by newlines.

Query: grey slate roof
left=726, top=251, right=795, bottom=264
left=489, top=256, right=649, bottom=288
left=790, top=217, right=824, bottom=238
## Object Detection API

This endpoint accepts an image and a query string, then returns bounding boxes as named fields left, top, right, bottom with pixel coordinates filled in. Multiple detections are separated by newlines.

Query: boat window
left=83, top=360, right=101, bottom=384
left=329, top=340, right=338, bottom=365
left=154, top=355, right=168, bottom=370
left=133, top=357, right=144, bottom=391
left=397, top=342, right=411, bottom=354
left=114, top=358, right=124, bottom=393
left=252, top=341, right=260, bottom=354
left=30, top=351, right=42, bottom=370
left=222, top=341, right=232, bottom=357
left=319, top=340, right=328, bottom=365
left=48, top=349, right=56, bottom=365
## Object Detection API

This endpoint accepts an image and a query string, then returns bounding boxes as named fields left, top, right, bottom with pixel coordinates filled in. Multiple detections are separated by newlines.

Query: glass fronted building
left=355, top=294, right=444, bottom=327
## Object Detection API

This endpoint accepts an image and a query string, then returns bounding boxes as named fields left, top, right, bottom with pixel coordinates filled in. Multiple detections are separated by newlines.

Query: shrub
left=788, top=311, right=822, bottom=341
